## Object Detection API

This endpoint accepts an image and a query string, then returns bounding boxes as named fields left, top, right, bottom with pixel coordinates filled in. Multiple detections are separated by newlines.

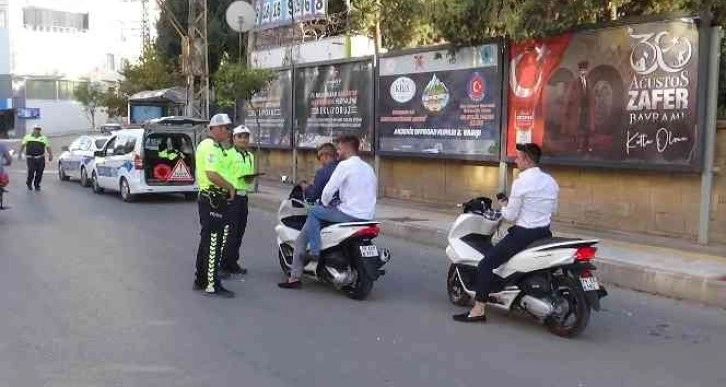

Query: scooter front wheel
left=278, top=244, right=293, bottom=275
left=447, top=264, right=472, bottom=306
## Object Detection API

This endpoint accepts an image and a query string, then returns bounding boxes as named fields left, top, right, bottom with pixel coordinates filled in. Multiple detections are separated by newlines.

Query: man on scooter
left=278, top=135, right=376, bottom=289
left=453, top=143, right=559, bottom=323
left=300, top=142, right=339, bottom=203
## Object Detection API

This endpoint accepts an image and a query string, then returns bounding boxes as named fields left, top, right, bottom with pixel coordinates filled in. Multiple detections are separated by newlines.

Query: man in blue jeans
left=279, top=135, right=377, bottom=289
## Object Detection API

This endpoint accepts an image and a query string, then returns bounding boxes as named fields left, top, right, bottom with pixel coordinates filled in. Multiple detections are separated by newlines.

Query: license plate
left=359, top=245, right=379, bottom=258
left=580, top=276, right=600, bottom=291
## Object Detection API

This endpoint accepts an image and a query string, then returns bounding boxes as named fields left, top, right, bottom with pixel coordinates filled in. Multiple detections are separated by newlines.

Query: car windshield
left=95, top=139, right=108, bottom=149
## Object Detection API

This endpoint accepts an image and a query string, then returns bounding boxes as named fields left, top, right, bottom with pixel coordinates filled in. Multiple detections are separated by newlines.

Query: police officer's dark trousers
left=222, top=195, right=248, bottom=272
left=474, top=225, right=552, bottom=302
left=26, top=156, right=45, bottom=188
left=195, top=193, right=230, bottom=291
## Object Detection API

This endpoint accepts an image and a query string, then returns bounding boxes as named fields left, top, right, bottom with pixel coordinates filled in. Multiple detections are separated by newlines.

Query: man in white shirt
left=454, top=143, right=559, bottom=323
left=279, top=135, right=377, bottom=289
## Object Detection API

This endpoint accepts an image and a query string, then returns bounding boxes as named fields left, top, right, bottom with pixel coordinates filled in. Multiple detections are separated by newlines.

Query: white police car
left=58, top=134, right=111, bottom=186
left=89, top=117, right=206, bottom=202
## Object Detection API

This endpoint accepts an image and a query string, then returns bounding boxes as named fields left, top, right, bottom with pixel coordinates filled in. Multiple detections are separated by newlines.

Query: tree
left=348, top=0, right=443, bottom=50
left=156, top=0, right=240, bottom=77
left=74, top=82, right=107, bottom=130
left=214, top=59, right=276, bottom=111
left=119, top=45, right=183, bottom=97
left=102, top=87, right=128, bottom=119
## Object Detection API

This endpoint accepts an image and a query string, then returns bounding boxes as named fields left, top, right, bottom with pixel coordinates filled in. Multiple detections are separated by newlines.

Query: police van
left=89, top=117, right=207, bottom=202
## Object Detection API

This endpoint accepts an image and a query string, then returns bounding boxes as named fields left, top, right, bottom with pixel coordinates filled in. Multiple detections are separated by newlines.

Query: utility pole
left=186, top=0, right=210, bottom=119
left=140, top=0, right=151, bottom=47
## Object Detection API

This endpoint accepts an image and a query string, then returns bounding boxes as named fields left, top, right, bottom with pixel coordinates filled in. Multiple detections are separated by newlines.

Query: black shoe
left=278, top=280, right=302, bottom=289
left=229, top=267, right=248, bottom=275
left=452, top=312, right=487, bottom=323
left=193, top=282, right=204, bottom=291
left=27, top=184, right=32, bottom=191
left=34, top=186, right=41, bottom=191
left=204, top=287, right=235, bottom=298
left=219, top=270, right=231, bottom=280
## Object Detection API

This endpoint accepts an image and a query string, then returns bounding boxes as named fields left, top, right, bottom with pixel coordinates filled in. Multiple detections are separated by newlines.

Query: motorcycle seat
left=526, top=237, right=581, bottom=249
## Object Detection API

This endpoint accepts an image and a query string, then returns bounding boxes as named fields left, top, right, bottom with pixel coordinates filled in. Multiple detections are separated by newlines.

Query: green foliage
left=155, top=0, right=241, bottom=76
left=348, top=0, right=442, bottom=49
left=74, top=82, right=107, bottom=129
left=118, top=45, right=183, bottom=97
left=213, top=60, right=277, bottom=109
left=102, top=87, right=128, bottom=119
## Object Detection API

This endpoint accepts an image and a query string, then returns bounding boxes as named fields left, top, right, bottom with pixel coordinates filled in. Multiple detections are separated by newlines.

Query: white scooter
left=275, top=186, right=391, bottom=300
left=446, top=196, right=608, bottom=337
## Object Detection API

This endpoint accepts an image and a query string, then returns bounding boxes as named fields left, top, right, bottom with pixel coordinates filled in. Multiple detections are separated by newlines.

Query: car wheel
left=58, top=163, right=70, bottom=181
left=120, top=178, right=135, bottom=202
left=80, top=167, right=89, bottom=187
left=91, top=172, right=104, bottom=194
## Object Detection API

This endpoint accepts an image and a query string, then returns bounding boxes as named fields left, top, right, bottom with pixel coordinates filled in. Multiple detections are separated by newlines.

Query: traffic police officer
left=220, top=125, right=256, bottom=278
left=194, top=113, right=237, bottom=298
left=18, top=124, right=53, bottom=191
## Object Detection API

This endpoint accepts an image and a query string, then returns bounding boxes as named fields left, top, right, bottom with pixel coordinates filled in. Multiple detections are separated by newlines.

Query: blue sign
left=254, top=0, right=327, bottom=31
left=17, top=108, right=40, bottom=119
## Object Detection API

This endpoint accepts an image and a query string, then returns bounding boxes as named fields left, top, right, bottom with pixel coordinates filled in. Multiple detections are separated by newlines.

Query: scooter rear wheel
left=545, top=275, right=591, bottom=338
left=447, top=264, right=472, bottom=306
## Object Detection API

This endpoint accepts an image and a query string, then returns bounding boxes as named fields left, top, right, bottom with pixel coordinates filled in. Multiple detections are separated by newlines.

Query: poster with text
left=242, top=69, right=293, bottom=149
left=294, top=60, right=374, bottom=151
left=506, top=19, right=701, bottom=169
left=377, top=44, right=502, bottom=159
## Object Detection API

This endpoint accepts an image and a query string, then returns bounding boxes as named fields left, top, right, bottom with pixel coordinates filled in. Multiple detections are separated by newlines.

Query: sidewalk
left=249, top=180, right=726, bottom=309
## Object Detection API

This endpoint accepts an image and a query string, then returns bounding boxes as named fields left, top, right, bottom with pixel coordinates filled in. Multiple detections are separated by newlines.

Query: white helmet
left=233, top=125, right=251, bottom=135
left=208, top=113, right=232, bottom=128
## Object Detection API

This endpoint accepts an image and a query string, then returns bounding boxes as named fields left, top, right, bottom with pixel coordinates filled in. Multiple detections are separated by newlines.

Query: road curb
left=249, top=193, right=726, bottom=309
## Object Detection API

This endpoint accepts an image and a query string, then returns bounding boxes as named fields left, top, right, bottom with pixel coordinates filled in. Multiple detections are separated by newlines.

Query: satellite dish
left=225, top=1, right=256, bottom=33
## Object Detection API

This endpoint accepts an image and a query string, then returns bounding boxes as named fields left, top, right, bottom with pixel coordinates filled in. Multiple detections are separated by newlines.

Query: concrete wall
left=23, top=99, right=108, bottom=135
left=710, top=121, right=726, bottom=243
left=255, top=123, right=726, bottom=245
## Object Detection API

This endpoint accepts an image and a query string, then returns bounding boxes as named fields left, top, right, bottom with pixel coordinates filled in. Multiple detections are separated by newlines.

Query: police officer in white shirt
left=454, top=143, right=559, bottom=323
left=279, top=135, right=377, bottom=289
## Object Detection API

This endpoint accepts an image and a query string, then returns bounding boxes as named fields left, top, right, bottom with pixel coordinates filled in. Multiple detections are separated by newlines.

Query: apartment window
left=23, top=7, right=89, bottom=32
left=26, top=80, right=58, bottom=100
left=106, top=54, right=116, bottom=72
left=58, top=80, right=86, bottom=100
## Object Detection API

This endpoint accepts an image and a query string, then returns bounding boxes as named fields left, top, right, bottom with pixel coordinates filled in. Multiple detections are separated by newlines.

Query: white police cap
left=208, top=113, right=232, bottom=128
left=233, top=125, right=251, bottom=135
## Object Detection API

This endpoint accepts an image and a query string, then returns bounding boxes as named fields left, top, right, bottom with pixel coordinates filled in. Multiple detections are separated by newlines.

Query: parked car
left=89, top=116, right=206, bottom=202
left=58, top=135, right=111, bottom=186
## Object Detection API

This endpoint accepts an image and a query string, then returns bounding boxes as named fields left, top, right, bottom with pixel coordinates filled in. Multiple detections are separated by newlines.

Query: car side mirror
left=94, top=150, right=105, bottom=157
left=61, top=146, right=69, bottom=152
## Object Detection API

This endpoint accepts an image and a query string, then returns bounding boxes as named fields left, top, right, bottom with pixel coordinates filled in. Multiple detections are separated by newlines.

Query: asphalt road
left=1, top=165, right=725, bottom=387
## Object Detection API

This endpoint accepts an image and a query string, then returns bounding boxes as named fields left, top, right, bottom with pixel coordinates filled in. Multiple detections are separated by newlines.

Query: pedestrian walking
left=220, top=125, right=257, bottom=279
left=193, top=113, right=237, bottom=298
left=18, top=125, right=52, bottom=191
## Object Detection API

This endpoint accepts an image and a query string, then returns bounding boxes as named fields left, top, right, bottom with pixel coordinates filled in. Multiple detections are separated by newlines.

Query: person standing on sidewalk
left=194, top=113, right=237, bottom=298
left=18, top=125, right=52, bottom=191
left=453, top=143, right=558, bottom=323
left=220, top=125, right=256, bottom=279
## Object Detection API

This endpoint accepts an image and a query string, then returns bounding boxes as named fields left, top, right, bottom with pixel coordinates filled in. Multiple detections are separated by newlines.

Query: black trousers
left=195, top=194, right=230, bottom=291
left=222, top=195, right=249, bottom=272
left=26, top=157, right=45, bottom=188
left=474, top=225, right=552, bottom=302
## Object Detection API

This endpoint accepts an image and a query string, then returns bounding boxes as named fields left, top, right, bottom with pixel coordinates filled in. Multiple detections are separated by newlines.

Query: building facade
left=0, top=0, right=156, bottom=137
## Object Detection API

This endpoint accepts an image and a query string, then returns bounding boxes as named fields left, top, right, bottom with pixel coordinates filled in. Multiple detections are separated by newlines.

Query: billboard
left=506, top=18, right=701, bottom=169
left=254, top=0, right=327, bottom=31
left=377, top=44, right=503, bottom=159
left=294, top=59, right=375, bottom=152
left=242, top=68, right=293, bottom=148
